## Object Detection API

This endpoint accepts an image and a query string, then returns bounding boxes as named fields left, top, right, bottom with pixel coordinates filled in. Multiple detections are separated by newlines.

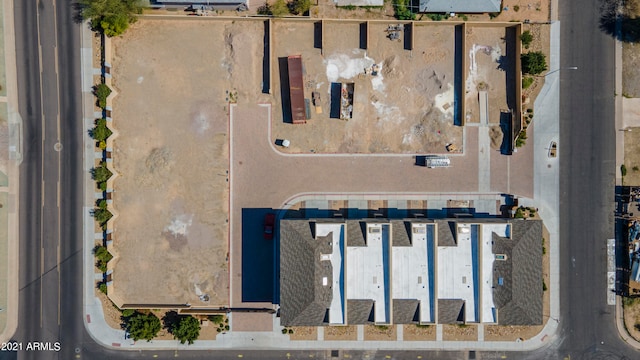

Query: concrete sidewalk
left=80, top=20, right=562, bottom=353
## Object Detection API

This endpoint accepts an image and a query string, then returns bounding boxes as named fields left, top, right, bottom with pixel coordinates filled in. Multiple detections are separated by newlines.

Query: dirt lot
left=624, top=42, right=640, bottom=98
left=493, top=0, right=551, bottom=22
left=271, top=20, right=463, bottom=154
left=109, top=19, right=269, bottom=306
left=624, top=130, right=640, bottom=186
left=465, top=25, right=517, bottom=126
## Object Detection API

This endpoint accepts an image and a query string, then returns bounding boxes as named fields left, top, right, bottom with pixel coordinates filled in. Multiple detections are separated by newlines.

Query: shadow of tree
left=71, top=1, right=87, bottom=24
left=600, top=0, right=640, bottom=42
left=162, top=310, right=180, bottom=334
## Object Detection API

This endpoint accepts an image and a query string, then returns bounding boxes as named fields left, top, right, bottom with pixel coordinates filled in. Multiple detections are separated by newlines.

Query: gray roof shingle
left=393, top=299, right=420, bottom=323
left=492, top=220, right=543, bottom=325
left=436, top=220, right=457, bottom=246
left=280, top=220, right=335, bottom=326
left=391, top=220, right=412, bottom=246
left=438, top=299, right=465, bottom=324
left=346, top=220, right=366, bottom=247
left=347, top=300, right=374, bottom=323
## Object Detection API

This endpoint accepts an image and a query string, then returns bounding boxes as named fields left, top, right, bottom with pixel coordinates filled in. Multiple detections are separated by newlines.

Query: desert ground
left=465, top=25, right=517, bottom=125
left=623, top=130, right=640, bottom=185
left=270, top=20, right=462, bottom=154
left=109, top=19, right=269, bottom=306
left=624, top=297, right=640, bottom=342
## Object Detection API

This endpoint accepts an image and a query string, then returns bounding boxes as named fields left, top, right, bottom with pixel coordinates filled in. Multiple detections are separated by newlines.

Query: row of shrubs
left=91, top=82, right=114, bottom=230
left=121, top=310, right=228, bottom=344
left=93, top=78, right=115, bottom=292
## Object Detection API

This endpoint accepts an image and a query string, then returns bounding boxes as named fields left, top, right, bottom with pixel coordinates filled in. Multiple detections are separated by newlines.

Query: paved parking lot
left=229, top=103, right=534, bottom=318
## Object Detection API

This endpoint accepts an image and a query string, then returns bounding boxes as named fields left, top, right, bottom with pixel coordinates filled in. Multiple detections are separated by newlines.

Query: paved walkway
left=80, top=19, right=563, bottom=353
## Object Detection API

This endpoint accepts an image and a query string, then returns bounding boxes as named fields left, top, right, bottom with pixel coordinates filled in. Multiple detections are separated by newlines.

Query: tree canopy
left=171, top=315, right=201, bottom=345
left=290, top=0, right=311, bottom=15
left=521, top=51, right=548, bottom=75
left=520, top=30, right=533, bottom=49
left=126, top=312, right=161, bottom=342
left=79, top=0, right=143, bottom=37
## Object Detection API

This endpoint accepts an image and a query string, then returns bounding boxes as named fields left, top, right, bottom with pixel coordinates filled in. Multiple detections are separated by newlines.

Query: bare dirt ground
left=485, top=324, right=543, bottom=341
left=624, top=298, right=640, bottom=341
left=624, top=43, right=640, bottom=98
left=289, top=326, right=318, bottom=340
left=324, top=325, right=358, bottom=340
left=622, top=0, right=640, bottom=97
left=110, top=19, right=267, bottom=306
left=494, top=0, right=551, bottom=22
left=312, top=0, right=395, bottom=19
left=521, top=24, right=550, bottom=113
left=442, top=324, right=478, bottom=341
left=271, top=20, right=463, bottom=154
left=364, top=325, right=397, bottom=340
left=624, top=129, right=640, bottom=185
left=465, top=26, right=515, bottom=126
left=403, top=324, right=436, bottom=341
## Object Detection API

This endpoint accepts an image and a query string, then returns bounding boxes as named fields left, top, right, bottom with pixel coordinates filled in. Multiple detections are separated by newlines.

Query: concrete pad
left=623, top=98, right=640, bottom=128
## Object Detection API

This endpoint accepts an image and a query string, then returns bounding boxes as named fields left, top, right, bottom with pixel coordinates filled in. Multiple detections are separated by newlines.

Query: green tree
left=92, top=162, right=113, bottom=183
left=93, top=84, right=112, bottom=109
left=92, top=118, right=113, bottom=142
left=521, top=51, right=548, bottom=75
left=290, top=0, right=311, bottom=15
left=126, top=312, right=161, bottom=342
left=93, top=208, right=113, bottom=225
left=520, top=30, right=533, bottom=49
left=172, top=316, right=201, bottom=345
left=270, top=0, right=290, bottom=16
left=78, top=0, right=143, bottom=37
left=394, top=0, right=415, bottom=20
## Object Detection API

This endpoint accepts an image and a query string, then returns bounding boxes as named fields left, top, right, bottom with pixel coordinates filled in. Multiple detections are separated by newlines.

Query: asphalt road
left=545, top=0, right=638, bottom=358
left=9, top=0, right=83, bottom=359
left=5, top=0, right=639, bottom=360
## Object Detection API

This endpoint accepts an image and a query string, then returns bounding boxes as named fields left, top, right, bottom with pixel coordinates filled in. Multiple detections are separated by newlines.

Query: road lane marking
left=57, top=181, right=60, bottom=208
left=38, top=45, right=43, bottom=73
left=54, top=46, right=59, bottom=75
left=57, top=245, right=60, bottom=325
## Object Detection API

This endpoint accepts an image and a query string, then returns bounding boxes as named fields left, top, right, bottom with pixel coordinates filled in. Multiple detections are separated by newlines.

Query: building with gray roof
left=279, top=218, right=542, bottom=327
left=418, top=0, right=502, bottom=13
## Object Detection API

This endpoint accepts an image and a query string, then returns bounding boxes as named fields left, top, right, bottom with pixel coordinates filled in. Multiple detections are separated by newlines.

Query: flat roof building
left=279, top=218, right=542, bottom=326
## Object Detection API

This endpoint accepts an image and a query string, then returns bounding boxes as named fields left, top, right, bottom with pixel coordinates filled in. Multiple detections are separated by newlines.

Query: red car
left=263, top=213, right=276, bottom=240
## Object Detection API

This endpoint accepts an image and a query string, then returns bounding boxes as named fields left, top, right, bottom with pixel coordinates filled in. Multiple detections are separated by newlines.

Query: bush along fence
left=92, top=32, right=117, bottom=295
